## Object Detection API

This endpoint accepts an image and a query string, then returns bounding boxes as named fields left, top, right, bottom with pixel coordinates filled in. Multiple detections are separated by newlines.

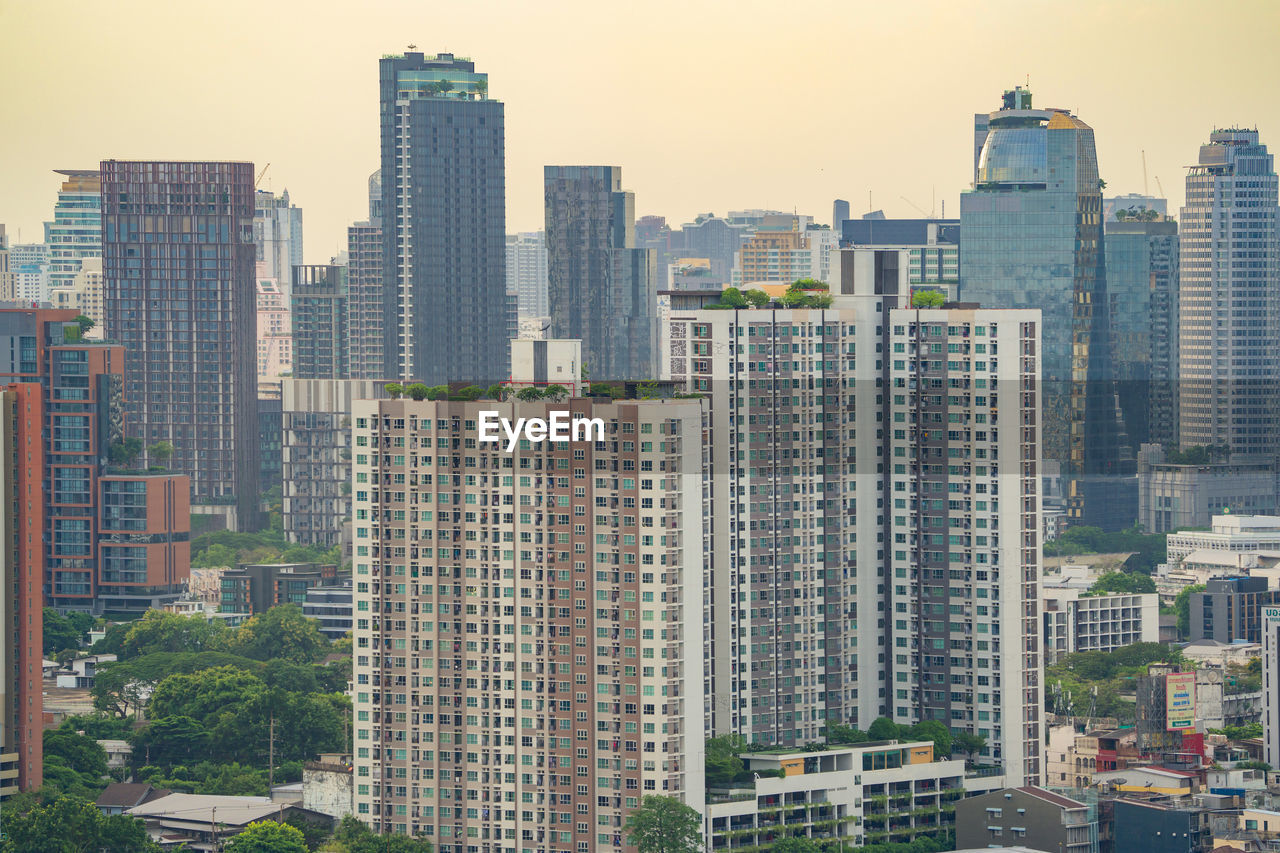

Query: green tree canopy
left=744, top=288, right=770, bottom=307
left=131, top=715, right=210, bottom=767
left=223, top=820, right=309, bottom=853
left=867, top=717, right=900, bottom=741
left=332, top=814, right=436, bottom=852
left=624, top=795, right=702, bottom=853
left=405, top=383, right=430, bottom=401
left=0, top=795, right=160, bottom=853
left=384, top=382, right=403, bottom=399
left=704, top=734, right=747, bottom=786
left=43, top=607, right=92, bottom=655
left=720, top=287, right=748, bottom=308
left=45, top=724, right=109, bottom=780
left=147, top=440, right=175, bottom=467
left=118, top=610, right=230, bottom=659
left=910, top=290, right=946, bottom=308
left=1086, top=570, right=1157, bottom=596
left=229, top=604, right=328, bottom=663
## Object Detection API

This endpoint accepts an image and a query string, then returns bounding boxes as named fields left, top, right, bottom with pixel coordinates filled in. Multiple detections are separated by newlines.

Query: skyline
left=2, top=0, right=1279, bottom=264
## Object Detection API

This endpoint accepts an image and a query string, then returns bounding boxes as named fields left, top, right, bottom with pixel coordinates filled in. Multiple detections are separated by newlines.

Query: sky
left=2, top=0, right=1279, bottom=264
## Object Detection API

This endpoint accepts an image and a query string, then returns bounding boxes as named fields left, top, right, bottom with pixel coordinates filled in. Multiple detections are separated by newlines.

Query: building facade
left=1137, top=444, right=1277, bottom=533
left=840, top=218, right=960, bottom=293
left=48, top=257, right=105, bottom=332
left=960, top=86, right=1129, bottom=529
left=1189, top=576, right=1280, bottom=644
left=257, top=279, right=292, bottom=379
left=44, top=169, right=101, bottom=293
left=544, top=166, right=657, bottom=381
left=101, top=160, right=260, bottom=530
left=1043, top=591, right=1160, bottom=664
left=348, top=171, right=384, bottom=381
left=1179, top=129, right=1279, bottom=460
left=379, top=52, right=508, bottom=385
left=9, top=243, right=50, bottom=303
left=506, top=232, right=549, bottom=319
left=253, top=188, right=303, bottom=293
left=956, top=786, right=1096, bottom=853
left=281, top=379, right=386, bottom=548
left=664, top=248, right=1044, bottom=784
left=292, top=264, right=349, bottom=379
left=1105, top=217, right=1179, bottom=453
left=1261, top=605, right=1280, bottom=768
left=0, top=385, right=44, bottom=794
left=350, top=397, right=706, bottom=847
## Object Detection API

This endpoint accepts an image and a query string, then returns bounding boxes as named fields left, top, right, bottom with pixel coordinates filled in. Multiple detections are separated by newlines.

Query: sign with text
left=1166, top=671, right=1196, bottom=731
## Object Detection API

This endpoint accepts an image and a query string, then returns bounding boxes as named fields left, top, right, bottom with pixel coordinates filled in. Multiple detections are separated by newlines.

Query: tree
left=1087, top=570, right=1156, bottom=596
left=230, top=604, right=329, bottom=663
left=868, top=717, right=901, bottom=741
left=45, top=724, right=109, bottom=779
left=0, top=795, right=160, bottom=853
left=74, top=314, right=96, bottom=335
left=720, top=287, right=747, bottom=308
left=427, top=385, right=449, bottom=400
left=624, top=795, right=702, bottom=853
left=109, top=436, right=144, bottom=467
left=406, top=383, right=430, bottom=401
left=332, top=814, right=436, bottom=852
left=485, top=383, right=509, bottom=401
left=542, top=384, right=569, bottom=401
left=147, top=440, right=174, bottom=467
left=910, top=290, right=945, bottom=308
left=132, top=715, right=209, bottom=767
left=824, top=722, right=868, bottom=745
left=384, top=382, right=403, bottom=399
left=952, top=731, right=987, bottom=759
left=191, top=542, right=238, bottom=568
left=908, top=720, right=953, bottom=757
left=516, top=386, right=543, bottom=402
left=451, top=384, right=483, bottom=401
left=704, top=734, right=746, bottom=786
left=744, top=288, right=771, bottom=307
left=772, top=839, right=819, bottom=853
left=1176, top=584, right=1206, bottom=638
left=44, top=607, right=91, bottom=655
left=119, top=610, right=229, bottom=659
left=224, top=820, right=309, bottom=853
left=149, top=666, right=267, bottom=726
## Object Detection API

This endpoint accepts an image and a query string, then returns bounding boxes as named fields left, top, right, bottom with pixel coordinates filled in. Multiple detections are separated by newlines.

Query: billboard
left=1166, top=672, right=1196, bottom=731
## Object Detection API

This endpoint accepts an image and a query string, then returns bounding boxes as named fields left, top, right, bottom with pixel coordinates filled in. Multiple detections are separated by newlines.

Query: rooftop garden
left=703, top=279, right=832, bottom=310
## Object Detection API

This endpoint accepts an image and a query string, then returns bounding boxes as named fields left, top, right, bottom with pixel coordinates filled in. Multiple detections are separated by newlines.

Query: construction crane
left=899, top=188, right=937, bottom=219
left=255, top=163, right=271, bottom=189
left=1155, top=175, right=1166, bottom=198
left=1142, top=149, right=1149, bottom=196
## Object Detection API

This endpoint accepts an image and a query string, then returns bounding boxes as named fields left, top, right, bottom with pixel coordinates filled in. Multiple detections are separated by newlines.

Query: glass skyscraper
left=44, top=169, right=101, bottom=293
left=1179, top=129, right=1280, bottom=460
left=379, top=52, right=508, bottom=385
left=960, top=87, right=1130, bottom=528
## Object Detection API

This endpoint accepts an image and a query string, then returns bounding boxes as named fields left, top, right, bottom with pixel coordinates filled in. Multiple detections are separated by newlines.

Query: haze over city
left=3, top=0, right=1279, bottom=261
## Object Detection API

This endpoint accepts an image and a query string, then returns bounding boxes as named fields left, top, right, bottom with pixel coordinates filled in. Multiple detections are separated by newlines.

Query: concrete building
left=545, top=166, right=657, bottom=381
left=1190, top=576, right=1280, bottom=644
left=1178, top=129, right=1279, bottom=461
left=281, top=379, right=387, bottom=548
left=509, top=339, right=582, bottom=395
left=960, top=86, right=1130, bottom=530
left=1042, top=589, right=1160, bottom=664
left=253, top=188, right=303, bottom=294
left=348, top=171, right=384, bottom=381
left=704, top=741, right=974, bottom=850
left=1105, top=216, right=1179, bottom=453
left=101, top=160, right=260, bottom=531
left=292, top=264, right=348, bottom=380
left=956, top=786, right=1096, bottom=853
left=1, top=307, right=190, bottom=612
left=379, top=52, right=508, bottom=385
left=350, top=397, right=707, bottom=843
left=506, top=231, right=549, bottom=319
left=126, top=792, right=332, bottom=851
left=1167, top=515, right=1280, bottom=568
left=218, top=562, right=339, bottom=615
left=1110, top=797, right=1207, bottom=853
left=256, top=279, right=292, bottom=379
left=9, top=243, right=50, bottom=303
left=48, top=257, right=105, bottom=333
left=302, top=582, right=353, bottom=641
left=665, top=247, right=1044, bottom=784
left=43, top=169, right=101, bottom=293
left=840, top=217, right=961, bottom=293
left=0, top=386, right=44, bottom=794
left=303, top=753, right=353, bottom=820
left=1262, top=605, right=1280, bottom=768
left=1138, top=445, right=1278, bottom=533
left=732, top=216, right=834, bottom=286
left=0, top=226, right=12, bottom=301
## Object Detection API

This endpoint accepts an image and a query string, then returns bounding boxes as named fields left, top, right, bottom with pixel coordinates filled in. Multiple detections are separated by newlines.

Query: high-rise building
left=664, top=248, right=1044, bottom=784
left=254, top=188, right=304, bottom=294
left=257, top=279, right=292, bottom=379
left=49, top=257, right=104, bottom=332
left=1179, top=129, right=1280, bottom=460
left=349, top=397, right=707, bottom=842
left=732, top=216, right=833, bottom=286
left=44, top=169, right=101, bottom=293
left=505, top=231, right=549, bottom=318
left=0, top=384, right=44, bottom=795
left=292, top=265, right=348, bottom=379
left=1262, top=605, right=1280, bottom=768
left=0, top=226, right=11, bottom=301
left=678, top=214, right=750, bottom=283
left=9, top=244, right=50, bottom=303
left=1105, top=216, right=1180, bottom=453
left=379, top=52, right=508, bottom=385
left=0, top=306, right=190, bottom=613
left=832, top=198, right=851, bottom=232
left=348, top=170, right=384, bottom=381
left=840, top=218, right=961, bottom=293
left=545, top=166, right=657, bottom=381
left=280, top=378, right=385, bottom=548
left=101, top=160, right=261, bottom=531
left=960, top=86, right=1129, bottom=529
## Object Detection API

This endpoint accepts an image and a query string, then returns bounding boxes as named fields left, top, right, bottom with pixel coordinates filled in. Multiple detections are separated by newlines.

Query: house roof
left=96, top=782, right=171, bottom=809
left=127, top=793, right=281, bottom=828
left=1016, top=786, right=1089, bottom=810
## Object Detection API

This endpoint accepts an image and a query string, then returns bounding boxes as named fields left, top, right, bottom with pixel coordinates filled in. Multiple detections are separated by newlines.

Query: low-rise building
left=1043, top=588, right=1159, bottom=664
left=301, top=582, right=352, bottom=641
left=704, top=741, right=974, bottom=851
left=1167, top=516, right=1280, bottom=569
left=218, top=562, right=339, bottom=615
left=126, top=793, right=332, bottom=852
left=1138, top=444, right=1278, bottom=534
left=955, top=786, right=1097, bottom=853
left=302, top=753, right=352, bottom=821
left=1109, top=797, right=1210, bottom=853
left=1192, top=577, right=1280, bottom=644
left=53, top=654, right=116, bottom=689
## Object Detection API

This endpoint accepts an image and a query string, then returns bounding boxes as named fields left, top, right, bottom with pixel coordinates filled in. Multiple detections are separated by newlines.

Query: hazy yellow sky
left=2, top=0, right=1278, bottom=263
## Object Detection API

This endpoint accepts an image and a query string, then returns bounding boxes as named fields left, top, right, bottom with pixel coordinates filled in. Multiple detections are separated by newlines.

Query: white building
left=254, top=188, right=304, bottom=294
left=1042, top=589, right=1159, bottom=664
left=48, top=257, right=104, bottom=334
left=9, top=243, right=50, bottom=302
left=665, top=245, right=1044, bottom=785
left=1166, top=515, right=1280, bottom=568
left=506, top=231, right=548, bottom=318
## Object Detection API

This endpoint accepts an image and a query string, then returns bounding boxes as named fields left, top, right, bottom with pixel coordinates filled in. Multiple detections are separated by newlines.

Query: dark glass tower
left=379, top=52, right=507, bottom=385
left=292, top=264, right=348, bottom=379
left=101, top=160, right=261, bottom=531
left=544, top=166, right=656, bottom=380
left=960, top=87, right=1130, bottom=528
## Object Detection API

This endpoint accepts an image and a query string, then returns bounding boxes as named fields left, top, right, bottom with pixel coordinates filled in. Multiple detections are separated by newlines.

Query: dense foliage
left=624, top=795, right=703, bottom=853
left=1043, top=524, right=1167, bottom=574
left=1046, top=643, right=1182, bottom=721
left=0, top=795, right=160, bottom=853
left=1085, top=570, right=1157, bottom=596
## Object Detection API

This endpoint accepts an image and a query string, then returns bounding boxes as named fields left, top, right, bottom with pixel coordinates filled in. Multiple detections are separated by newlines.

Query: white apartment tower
left=665, top=247, right=1043, bottom=784
left=350, top=398, right=706, bottom=850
